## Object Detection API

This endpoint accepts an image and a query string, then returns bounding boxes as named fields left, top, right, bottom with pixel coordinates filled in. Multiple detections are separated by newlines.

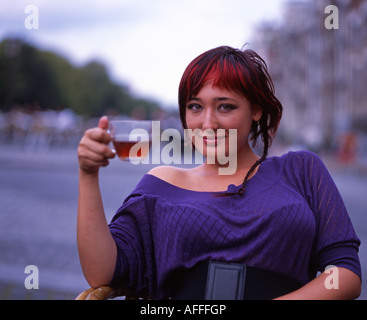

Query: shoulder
left=280, top=150, right=325, bottom=169
left=282, top=150, right=320, bottom=160
left=260, top=150, right=320, bottom=177
left=125, top=166, right=183, bottom=200
left=147, top=165, right=189, bottom=186
left=278, top=150, right=331, bottom=187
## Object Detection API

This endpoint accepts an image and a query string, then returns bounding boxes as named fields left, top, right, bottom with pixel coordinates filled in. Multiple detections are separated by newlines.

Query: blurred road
left=0, top=144, right=366, bottom=299
left=0, top=143, right=156, bottom=299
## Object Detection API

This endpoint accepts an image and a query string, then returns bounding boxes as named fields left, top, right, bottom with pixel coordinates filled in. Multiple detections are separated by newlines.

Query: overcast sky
left=0, top=0, right=287, bottom=108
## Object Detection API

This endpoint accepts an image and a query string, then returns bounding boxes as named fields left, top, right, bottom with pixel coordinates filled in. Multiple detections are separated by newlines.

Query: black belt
left=170, top=261, right=302, bottom=300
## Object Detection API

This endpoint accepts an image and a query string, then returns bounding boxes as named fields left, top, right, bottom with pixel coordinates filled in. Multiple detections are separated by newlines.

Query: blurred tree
left=0, top=38, right=161, bottom=117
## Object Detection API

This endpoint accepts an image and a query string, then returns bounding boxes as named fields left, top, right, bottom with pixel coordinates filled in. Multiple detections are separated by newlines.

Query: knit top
left=109, top=151, right=361, bottom=299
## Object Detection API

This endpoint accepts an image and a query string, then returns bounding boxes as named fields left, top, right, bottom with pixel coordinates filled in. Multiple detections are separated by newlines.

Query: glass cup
left=109, top=120, right=152, bottom=162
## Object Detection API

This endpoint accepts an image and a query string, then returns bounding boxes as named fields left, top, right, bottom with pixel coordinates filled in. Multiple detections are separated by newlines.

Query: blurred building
left=254, top=0, right=367, bottom=152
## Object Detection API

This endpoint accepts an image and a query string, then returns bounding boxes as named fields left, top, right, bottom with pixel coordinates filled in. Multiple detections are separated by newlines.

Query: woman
left=77, top=46, right=361, bottom=299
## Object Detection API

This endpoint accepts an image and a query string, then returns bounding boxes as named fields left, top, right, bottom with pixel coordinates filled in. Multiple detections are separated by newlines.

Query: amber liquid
left=113, top=140, right=150, bottom=161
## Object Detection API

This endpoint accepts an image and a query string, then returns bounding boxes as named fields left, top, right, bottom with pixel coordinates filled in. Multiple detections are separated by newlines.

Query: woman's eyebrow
left=188, top=96, right=238, bottom=102
left=214, top=97, right=238, bottom=102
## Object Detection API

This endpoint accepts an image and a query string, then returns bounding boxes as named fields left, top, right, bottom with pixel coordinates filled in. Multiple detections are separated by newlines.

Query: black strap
left=171, top=261, right=302, bottom=300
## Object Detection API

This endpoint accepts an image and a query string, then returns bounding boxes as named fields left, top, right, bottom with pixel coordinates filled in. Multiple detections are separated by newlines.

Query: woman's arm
left=281, top=152, right=361, bottom=300
left=275, top=267, right=361, bottom=300
left=77, top=116, right=117, bottom=288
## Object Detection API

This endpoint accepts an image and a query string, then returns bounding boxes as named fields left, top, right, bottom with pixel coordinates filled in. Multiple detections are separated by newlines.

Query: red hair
left=178, top=46, right=282, bottom=150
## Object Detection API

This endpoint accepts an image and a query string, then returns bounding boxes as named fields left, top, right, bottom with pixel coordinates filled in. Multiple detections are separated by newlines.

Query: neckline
left=145, top=159, right=267, bottom=194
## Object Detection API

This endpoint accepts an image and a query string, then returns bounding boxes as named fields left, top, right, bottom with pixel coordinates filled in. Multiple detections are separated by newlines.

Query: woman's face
left=185, top=81, right=262, bottom=161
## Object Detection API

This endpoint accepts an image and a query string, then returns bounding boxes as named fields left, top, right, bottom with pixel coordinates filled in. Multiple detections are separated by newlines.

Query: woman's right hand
left=78, top=116, right=116, bottom=175
left=77, top=115, right=118, bottom=287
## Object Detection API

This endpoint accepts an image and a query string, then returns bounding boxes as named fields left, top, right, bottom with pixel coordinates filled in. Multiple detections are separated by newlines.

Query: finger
left=86, top=127, right=112, bottom=144
left=82, top=139, right=115, bottom=160
left=98, top=116, right=109, bottom=130
left=100, top=160, right=110, bottom=167
left=79, top=158, right=108, bottom=173
left=78, top=147, right=111, bottom=170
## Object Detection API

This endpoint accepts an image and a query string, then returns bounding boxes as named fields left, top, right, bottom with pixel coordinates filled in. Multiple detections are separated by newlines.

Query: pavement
left=0, top=142, right=156, bottom=300
left=0, top=143, right=366, bottom=300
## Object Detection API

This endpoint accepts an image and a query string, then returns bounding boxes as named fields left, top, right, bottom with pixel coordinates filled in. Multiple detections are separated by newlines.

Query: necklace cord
left=214, top=155, right=265, bottom=198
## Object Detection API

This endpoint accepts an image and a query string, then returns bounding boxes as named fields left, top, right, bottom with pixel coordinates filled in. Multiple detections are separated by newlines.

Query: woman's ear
left=252, top=104, right=262, bottom=122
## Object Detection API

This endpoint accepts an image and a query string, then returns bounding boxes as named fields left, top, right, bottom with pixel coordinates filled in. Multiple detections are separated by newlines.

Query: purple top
left=109, top=151, right=361, bottom=299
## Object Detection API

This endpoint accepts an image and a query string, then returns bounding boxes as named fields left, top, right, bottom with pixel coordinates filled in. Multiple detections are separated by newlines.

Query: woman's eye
left=187, top=104, right=202, bottom=111
left=218, top=104, right=237, bottom=112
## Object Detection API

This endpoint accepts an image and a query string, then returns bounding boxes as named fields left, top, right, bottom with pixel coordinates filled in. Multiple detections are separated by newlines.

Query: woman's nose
left=202, top=109, right=219, bottom=131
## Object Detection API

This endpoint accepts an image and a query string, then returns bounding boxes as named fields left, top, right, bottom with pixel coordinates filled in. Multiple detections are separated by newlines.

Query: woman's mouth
left=202, top=135, right=225, bottom=145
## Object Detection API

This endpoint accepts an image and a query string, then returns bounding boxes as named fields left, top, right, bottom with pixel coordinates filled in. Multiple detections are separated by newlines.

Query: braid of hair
left=214, top=127, right=269, bottom=197
left=237, top=132, right=269, bottom=195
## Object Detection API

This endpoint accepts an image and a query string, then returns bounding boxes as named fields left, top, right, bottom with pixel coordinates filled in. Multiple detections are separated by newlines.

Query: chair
left=75, top=286, right=118, bottom=300
left=75, top=286, right=145, bottom=300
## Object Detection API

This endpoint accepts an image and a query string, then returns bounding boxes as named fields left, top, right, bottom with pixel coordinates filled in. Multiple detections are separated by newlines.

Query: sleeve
left=108, top=193, right=156, bottom=297
left=289, top=151, right=361, bottom=280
